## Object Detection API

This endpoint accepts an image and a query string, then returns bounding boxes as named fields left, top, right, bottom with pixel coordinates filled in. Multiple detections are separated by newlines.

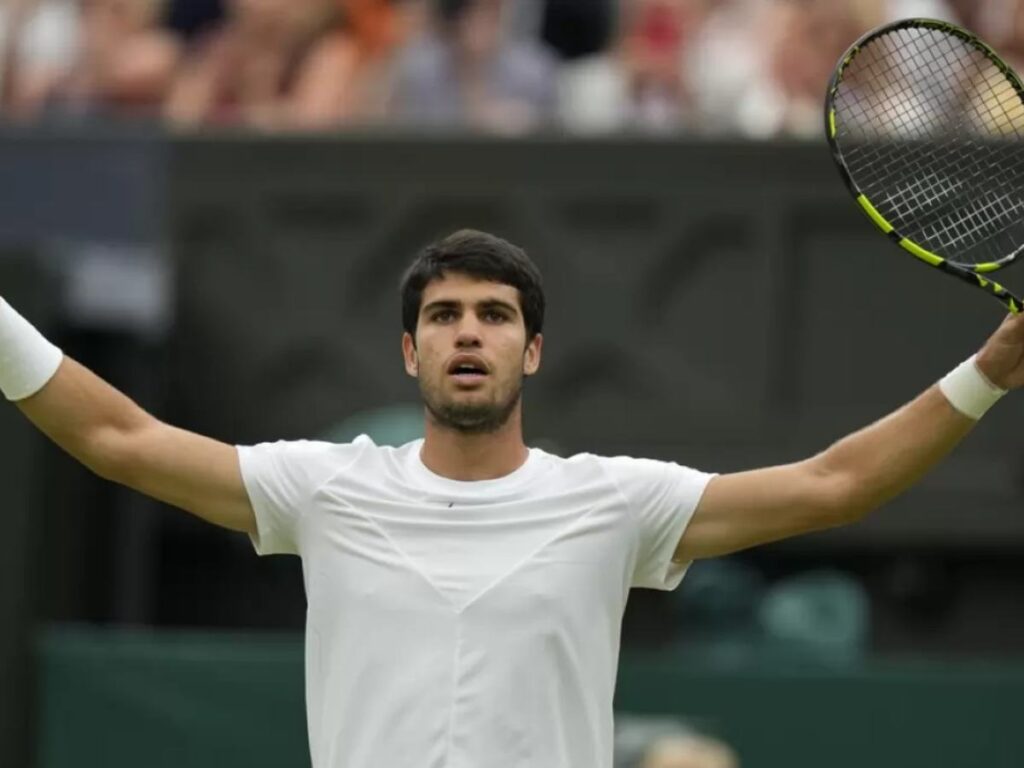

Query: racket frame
left=825, top=17, right=1024, bottom=314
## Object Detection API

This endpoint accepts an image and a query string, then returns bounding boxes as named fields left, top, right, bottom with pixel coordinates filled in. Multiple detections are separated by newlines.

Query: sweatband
left=938, top=354, right=1006, bottom=420
left=0, top=298, right=64, bottom=401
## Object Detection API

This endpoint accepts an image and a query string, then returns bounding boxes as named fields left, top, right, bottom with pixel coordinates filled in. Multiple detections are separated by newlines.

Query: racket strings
left=833, top=25, right=1024, bottom=266
left=841, top=31, right=1024, bottom=258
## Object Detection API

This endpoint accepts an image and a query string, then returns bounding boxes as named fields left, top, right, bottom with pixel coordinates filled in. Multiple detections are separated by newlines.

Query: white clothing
left=238, top=436, right=713, bottom=768
left=0, top=1, right=77, bottom=75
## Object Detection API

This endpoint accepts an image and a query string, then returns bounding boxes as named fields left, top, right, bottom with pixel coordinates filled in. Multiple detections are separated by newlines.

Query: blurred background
left=1, top=0, right=1024, bottom=767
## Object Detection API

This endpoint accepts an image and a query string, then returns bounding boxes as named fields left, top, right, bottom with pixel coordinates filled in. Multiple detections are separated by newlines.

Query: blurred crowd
left=618, top=719, right=739, bottom=768
left=0, top=0, right=1018, bottom=137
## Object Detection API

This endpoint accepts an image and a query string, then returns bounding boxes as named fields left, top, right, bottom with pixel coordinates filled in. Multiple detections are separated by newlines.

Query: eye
left=431, top=309, right=457, bottom=323
left=483, top=309, right=509, bottom=323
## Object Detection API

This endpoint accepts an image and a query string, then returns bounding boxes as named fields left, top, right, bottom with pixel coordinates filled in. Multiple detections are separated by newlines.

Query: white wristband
left=938, top=354, right=1006, bottom=420
left=0, top=298, right=64, bottom=401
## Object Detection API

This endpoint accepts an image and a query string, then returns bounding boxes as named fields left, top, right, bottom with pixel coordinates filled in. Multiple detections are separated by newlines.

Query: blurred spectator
left=541, top=0, right=616, bottom=60
left=328, top=0, right=426, bottom=123
left=690, top=0, right=956, bottom=138
left=0, top=0, right=977, bottom=133
left=166, top=0, right=384, bottom=129
left=945, top=0, right=980, bottom=29
left=4, top=0, right=180, bottom=120
left=558, top=0, right=711, bottom=134
left=504, top=0, right=544, bottom=41
left=689, top=0, right=878, bottom=138
left=974, top=0, right=1024, bottom=71
left=616, top=715, right=740, bottom=768
left=890, top=0, right=955, bottom=20
left=638, top=734, right=739, bottom=768
left=0, top=0, right=77, bottom=109
left=165, top=0, right=224, bottom=41
left=390, top=0, right=558, bottom=134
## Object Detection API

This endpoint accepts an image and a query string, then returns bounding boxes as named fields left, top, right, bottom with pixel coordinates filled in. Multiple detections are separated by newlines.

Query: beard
left=420, top=376, right=523, bottom=435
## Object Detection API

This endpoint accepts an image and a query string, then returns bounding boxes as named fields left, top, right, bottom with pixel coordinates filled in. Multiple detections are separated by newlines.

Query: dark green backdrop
left=167, top=136, right=1024, bottom=548
left=38, top=627, right=1024, bottom=768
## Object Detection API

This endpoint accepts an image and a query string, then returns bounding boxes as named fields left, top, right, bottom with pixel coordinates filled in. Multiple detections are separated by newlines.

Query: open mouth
left=447, top=356, right=489, bottom=385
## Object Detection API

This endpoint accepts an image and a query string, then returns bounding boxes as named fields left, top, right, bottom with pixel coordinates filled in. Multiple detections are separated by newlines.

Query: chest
left=300, top=481, right=637, bottom=618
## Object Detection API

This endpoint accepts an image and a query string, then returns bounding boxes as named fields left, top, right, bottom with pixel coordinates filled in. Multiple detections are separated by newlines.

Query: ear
left=402, top=332, right=418, bottom=377
left=523, top=333, right=543, bottom=377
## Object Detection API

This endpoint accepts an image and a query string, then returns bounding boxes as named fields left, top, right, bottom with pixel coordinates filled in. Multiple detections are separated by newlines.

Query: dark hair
left=436, top=0, right=473, bottom=25
left=400, top=229, right=545, bottom=341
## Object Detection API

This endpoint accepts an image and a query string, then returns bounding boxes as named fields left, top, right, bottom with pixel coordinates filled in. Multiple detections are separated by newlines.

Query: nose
left=454, top=316, right=483, bottom=348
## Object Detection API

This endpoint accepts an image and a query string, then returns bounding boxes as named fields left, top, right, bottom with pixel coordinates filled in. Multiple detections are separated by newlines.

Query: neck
left=419, top=402, right=529, bottom=481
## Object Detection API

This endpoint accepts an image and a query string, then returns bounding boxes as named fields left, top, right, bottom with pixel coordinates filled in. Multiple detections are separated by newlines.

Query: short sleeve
left=236, top=439, right=366, bottom=556
left=601, top=456, right=715, bottom=591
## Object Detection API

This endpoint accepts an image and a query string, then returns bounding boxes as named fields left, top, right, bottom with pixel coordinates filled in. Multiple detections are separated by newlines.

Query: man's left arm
left=675, top=312, right=1024, bottom=563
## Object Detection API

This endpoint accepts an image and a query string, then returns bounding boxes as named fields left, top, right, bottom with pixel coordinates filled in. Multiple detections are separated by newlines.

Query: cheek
left=419, top=348, right=451, bottom=381
left=502, top=343, right=530, bottom=376
left=417, top=351, right=439, bottom=377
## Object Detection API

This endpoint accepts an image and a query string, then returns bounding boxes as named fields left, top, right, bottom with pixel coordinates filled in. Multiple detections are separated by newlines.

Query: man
left=2, top=229, right=1021, bottom=767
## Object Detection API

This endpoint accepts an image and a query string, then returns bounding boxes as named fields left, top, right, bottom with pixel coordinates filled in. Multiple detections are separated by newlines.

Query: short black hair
left=400, top=229, right=545, bottom=341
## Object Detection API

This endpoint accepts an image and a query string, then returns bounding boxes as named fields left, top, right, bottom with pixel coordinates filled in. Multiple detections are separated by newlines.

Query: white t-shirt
left=0, top=1, right=78, bottom=75
left=237, top=436, right=714, bottom=768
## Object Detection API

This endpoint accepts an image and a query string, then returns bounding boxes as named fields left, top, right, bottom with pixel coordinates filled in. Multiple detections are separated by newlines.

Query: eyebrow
left=421, top=299, right=520, bottom=316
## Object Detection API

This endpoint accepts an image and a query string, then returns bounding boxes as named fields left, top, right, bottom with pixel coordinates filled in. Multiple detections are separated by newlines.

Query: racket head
left=825, top=18, right=1024, bottom=275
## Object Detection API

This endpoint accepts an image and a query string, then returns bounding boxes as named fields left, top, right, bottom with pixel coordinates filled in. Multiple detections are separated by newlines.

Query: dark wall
left=0, top=252, right=59, bottom=768
left=0, top=126, right=163, bottom=244
left=166, top=136, right=1024, bottom=547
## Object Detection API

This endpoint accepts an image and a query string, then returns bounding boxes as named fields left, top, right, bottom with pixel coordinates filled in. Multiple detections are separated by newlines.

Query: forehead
left=420, top=273, right=521, bottom=308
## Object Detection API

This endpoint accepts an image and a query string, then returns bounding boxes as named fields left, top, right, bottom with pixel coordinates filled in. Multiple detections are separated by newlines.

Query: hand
left=975, top=312, right=1024, bottom=390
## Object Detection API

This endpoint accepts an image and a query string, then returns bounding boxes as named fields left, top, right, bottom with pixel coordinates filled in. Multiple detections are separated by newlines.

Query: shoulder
left=243, top=433, right=375, bottom=456
left=558, top=452, right=714, bottom=502
left=238, top=434, right=379, bottom=482
left=554, top=451, right=673, bottom=476
left=531, top=450, right=651, bottom=492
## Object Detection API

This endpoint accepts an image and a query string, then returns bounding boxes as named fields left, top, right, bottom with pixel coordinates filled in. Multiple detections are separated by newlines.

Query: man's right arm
left=16, top=356, right=257, bottom=534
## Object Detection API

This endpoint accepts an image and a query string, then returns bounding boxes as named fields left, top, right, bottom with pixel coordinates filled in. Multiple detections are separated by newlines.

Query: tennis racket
left=826, top=18, right=1024, bottom=314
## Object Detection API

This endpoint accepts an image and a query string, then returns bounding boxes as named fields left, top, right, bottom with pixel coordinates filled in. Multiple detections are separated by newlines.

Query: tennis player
left=2, top=229, right=1022, bottom=767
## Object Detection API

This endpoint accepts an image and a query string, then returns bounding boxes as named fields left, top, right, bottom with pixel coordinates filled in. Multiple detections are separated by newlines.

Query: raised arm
left=676, top=312, right=1024, bottom=562
left=2, top=299, right=255, bottom=534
